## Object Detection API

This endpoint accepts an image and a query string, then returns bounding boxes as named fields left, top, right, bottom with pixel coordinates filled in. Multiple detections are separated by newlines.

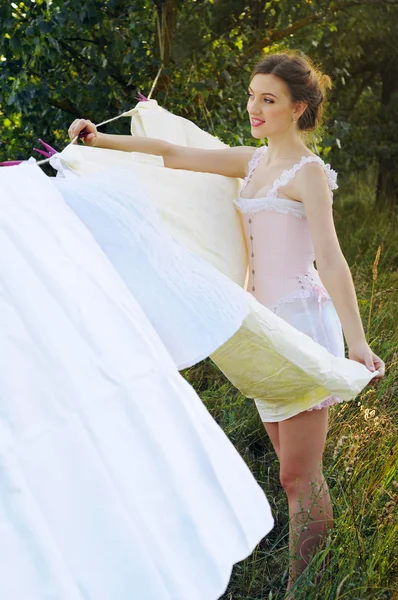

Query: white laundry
left=0, top=163, right=273, bottom=600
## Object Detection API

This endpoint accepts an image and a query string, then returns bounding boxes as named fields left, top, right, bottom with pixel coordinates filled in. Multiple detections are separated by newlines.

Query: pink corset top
left=234, top=146, right=338, bottom=311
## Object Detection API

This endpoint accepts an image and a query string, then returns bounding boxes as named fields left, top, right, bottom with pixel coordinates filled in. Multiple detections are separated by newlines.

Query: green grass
left=183, top=200, right=398, bottom=600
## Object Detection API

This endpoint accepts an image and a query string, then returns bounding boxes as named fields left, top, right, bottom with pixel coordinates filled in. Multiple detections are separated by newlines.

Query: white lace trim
left=237, top=151, right=338, bottom=215
left=323, top=162, right=338, bottom=192
left=240, top=146, right=267, bottom=193
left=235, top=196, right=306, bottom=218
left=307, top=395, right=343, bottom=411
left=271, top=289, right=314, bottom=312
left=270, top=156, right=311, bottom=196
left=270, top=273, right=330, bottom=312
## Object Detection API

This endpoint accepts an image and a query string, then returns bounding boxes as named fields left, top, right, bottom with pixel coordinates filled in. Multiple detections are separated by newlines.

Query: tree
left=295, top=2, right=398, bottom=206
left=1, top=0, right=397, bottom=207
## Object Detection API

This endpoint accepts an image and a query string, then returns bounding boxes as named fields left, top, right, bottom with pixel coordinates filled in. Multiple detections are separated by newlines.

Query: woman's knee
left=279, top=466, right=301, bottom=496
left=279, top=464, right=323, bottom=497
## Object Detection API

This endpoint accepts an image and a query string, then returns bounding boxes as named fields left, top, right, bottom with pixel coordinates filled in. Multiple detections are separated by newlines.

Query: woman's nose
left=249, top=100, right=262, bottom=114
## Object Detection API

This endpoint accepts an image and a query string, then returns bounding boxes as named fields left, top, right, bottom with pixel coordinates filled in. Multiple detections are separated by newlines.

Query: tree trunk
left=158, top=0, right=179, bottom=67
left=150, top=0, right=179, bottom=97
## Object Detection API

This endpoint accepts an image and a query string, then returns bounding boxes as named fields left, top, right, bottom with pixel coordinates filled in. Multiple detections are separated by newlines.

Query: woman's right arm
left=68, top=119, right=254, bottom=179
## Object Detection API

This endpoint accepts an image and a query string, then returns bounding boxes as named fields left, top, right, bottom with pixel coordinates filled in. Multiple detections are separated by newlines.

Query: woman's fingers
left=68, top=119, right=80, bottom=142
left=349, top=344, right=385, bottom=382
left=365, top=353, right=386, bottom=382
left=372, top=354, right=385, bottom=379
left=68, top=119, right=94, bottom=143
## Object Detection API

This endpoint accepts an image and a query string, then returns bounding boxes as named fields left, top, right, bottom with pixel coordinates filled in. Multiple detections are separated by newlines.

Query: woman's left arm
left=295, top=163, right=385, bottom=380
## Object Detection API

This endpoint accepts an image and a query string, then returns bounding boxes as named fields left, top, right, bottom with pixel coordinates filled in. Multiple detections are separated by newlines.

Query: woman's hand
left=68, top=119, right=98, bottom=146
left=349, top=341, right=385, bottom=381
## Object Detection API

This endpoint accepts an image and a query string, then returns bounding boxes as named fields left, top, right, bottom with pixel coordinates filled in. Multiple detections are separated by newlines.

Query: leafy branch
left=233, top=0, right=398, bottom=69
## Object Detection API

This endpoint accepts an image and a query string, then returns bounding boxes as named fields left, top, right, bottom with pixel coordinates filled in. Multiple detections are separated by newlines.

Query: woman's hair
left=250, top=52, right=332, bottom=131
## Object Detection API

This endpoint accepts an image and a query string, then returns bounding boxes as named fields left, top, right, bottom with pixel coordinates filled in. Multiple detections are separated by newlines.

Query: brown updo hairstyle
left=250, top=52, right=332, bottom=131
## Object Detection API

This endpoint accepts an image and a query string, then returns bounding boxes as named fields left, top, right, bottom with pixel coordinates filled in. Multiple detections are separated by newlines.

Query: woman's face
left=247, top=73, right=296, bottom=139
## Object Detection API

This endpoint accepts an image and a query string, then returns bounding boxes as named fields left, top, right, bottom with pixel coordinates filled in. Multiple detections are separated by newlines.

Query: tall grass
left=183, top=200, right=398, bottom=600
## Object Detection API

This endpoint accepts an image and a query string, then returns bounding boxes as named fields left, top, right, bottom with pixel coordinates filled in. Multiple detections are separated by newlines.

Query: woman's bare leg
left=263, top=422, right=280, bottom=459
left=266, top=408, right=332, bottom=594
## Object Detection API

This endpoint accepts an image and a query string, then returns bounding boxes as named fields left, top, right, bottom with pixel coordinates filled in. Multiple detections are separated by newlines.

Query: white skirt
left=274, top=294, right=345, bottom=411
left=0, top=163, right=273, bottom=600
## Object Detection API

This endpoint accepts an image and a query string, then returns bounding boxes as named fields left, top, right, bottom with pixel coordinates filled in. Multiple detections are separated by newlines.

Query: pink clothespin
left=33, top=139, right=58, bottom=159
left=135, top=92, right=150, bottom=102
left=0, top=139, right=59, bottom=166
left=0, top=160, right=24, bottom=166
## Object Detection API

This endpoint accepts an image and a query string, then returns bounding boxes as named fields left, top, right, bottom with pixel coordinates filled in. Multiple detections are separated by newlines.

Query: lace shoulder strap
left=269, top=155, right=338, bottom=199
left=241, top=145, right=267, bottom=192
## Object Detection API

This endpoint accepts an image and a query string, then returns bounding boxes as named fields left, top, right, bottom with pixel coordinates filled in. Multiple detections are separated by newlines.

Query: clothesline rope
left=3, top=65, right=162, bottom=167
left=35, top=65, right=164, bottom=167
left=147, top=65, right=163, bottom=100
left=35, top=110, right=133, bottom=167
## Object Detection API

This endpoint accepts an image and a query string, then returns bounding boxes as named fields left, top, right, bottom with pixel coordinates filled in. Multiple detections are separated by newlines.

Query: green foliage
left=1, top=0, right=398, bottom=205
left=0, top=0, right=159, bottom=157
left=300, top=3, right=398, bottom=205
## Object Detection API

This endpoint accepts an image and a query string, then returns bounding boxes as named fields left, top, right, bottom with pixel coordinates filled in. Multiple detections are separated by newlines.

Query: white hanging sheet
left=0, top=163, right=273, bottom=600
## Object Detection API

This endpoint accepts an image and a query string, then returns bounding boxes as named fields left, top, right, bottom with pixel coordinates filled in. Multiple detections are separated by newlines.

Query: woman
left=68, top=52, right=385, bottom=593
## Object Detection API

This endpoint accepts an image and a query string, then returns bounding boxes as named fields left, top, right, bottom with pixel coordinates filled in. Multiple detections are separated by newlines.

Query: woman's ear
left=293, top=101, right=308, bottom=121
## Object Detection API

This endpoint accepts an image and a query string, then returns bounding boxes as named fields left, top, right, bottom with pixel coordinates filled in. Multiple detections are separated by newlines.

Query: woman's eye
left=247, top=93, right=273, bottom=103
